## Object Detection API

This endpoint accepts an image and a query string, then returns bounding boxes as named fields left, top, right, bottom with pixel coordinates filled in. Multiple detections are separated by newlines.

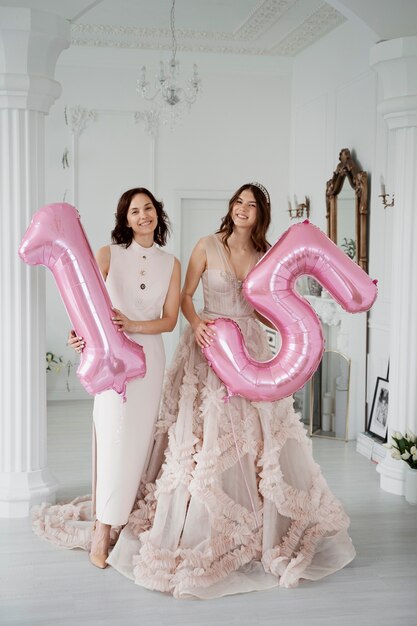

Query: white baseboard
left=356, top=431, right=386, bottom=463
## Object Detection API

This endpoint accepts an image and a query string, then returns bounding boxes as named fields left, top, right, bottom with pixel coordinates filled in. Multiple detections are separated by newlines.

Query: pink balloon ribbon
left=19, top=202, right=146, bottom=398
left=203, top=220, right=377, bottom=402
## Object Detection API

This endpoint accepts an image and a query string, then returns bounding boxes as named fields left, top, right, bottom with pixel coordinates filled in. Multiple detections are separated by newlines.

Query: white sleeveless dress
left=32, top=241, right=175, bottom=541
left=93, top=241, right=175, bottom=526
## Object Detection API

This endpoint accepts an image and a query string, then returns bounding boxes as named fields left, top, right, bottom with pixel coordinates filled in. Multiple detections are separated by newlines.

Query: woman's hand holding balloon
left=68, top=330, right=85, bottom=353
left=192, top=318, right=216, bottom=349
left=111, top=308, right=136, bottom=333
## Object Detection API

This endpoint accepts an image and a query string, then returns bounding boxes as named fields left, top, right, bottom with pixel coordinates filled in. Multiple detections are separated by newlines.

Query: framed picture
left=265, top=328, right=278, bottom=355
left=367, top=376, right=389, bottom=441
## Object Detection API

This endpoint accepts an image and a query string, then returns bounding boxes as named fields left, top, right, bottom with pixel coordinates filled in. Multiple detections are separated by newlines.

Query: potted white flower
left=384, top=430, right=417, bottom=504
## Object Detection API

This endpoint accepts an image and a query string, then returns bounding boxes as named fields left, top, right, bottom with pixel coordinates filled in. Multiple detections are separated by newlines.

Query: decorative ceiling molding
left=70, top=1, right=346, bottom=57
left=232, top=0, right=297, bottom=40
left=71, top=23, right=232, bottom=45
left=70, top=23, right=269, bottom=54
left=270, top=4, right=346, bottom=56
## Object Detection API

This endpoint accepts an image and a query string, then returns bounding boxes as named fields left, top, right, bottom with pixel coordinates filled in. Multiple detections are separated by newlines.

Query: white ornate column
left=0, top=8, right=70, bottom=516
left=370, top=37, right=417, bottom=495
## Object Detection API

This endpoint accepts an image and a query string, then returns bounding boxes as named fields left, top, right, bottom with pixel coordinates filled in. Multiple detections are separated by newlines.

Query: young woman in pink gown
left=107, top=182, right=356, bottom=598
left=33, top=187, right=180, bottom=569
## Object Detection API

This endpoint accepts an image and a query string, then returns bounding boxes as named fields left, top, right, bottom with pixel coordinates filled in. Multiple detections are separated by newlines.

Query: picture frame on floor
left=367, top=376, right=389, bottom=441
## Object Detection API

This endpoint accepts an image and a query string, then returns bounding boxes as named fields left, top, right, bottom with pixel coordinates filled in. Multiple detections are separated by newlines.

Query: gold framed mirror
left=326, top=148, right=368, bottom=272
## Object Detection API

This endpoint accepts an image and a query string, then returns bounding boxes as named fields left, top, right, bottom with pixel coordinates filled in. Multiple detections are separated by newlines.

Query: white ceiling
left=1, top=0, right=416, bottom=56
left=329, top=0, right=417, bottom=41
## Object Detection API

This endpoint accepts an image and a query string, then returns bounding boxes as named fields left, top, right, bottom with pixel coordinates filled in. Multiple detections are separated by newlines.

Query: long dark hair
left=216, top=183, right=271, bottom=253
left=111, top=187, right=171, bottom=247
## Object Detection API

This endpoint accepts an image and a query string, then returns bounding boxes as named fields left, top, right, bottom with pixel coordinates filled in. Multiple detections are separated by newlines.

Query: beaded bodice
left=201, top=234, right=260, bottom=319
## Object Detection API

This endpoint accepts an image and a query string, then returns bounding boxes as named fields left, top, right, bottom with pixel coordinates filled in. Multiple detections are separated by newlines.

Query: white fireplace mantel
left=306, top=294, right=367, bottom=440
left=306, top=294, right=343, bottom=327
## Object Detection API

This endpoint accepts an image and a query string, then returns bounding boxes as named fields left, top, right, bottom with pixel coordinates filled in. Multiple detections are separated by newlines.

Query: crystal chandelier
left=137, top=0, right=201, bottom=128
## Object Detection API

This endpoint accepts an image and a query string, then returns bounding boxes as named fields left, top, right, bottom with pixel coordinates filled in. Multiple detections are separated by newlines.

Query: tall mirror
left=298, top=149, right=369, bottom=441
left=326, top=148, right=368, bottom=272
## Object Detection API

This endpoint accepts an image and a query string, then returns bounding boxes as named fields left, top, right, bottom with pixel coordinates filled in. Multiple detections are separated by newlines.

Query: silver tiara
left=250, top=181, right=270, bottom=205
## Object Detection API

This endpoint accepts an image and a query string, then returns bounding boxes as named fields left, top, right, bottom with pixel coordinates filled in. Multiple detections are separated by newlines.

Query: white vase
left=404, top=465, right=417, bottom=505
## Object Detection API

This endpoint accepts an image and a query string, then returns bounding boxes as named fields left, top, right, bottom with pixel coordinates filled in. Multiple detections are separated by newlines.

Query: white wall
left=289, top=20, right=391, bottom=436
left=44, top=23, right=393, bottom=422
left=44, top=45, right=292, bottom=397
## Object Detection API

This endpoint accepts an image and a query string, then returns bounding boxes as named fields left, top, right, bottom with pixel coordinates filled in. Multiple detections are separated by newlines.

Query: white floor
left=0, top=399, right=416, bottom=626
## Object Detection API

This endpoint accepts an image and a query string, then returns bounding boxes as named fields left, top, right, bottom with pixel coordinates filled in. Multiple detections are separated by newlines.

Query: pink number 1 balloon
left=19, top=202, right=146, bottom=398
left=203, top=220, right=377, bottom=402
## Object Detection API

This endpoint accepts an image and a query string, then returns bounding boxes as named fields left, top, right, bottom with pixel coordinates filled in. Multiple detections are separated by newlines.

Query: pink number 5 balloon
left=19, top=202, right=146, bottom=398
left=203, top=220, right=377, bottom=402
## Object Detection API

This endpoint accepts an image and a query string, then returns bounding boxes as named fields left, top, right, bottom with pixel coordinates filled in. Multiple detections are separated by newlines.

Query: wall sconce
left=379, top=176, right=394, bottom=208
left=288, top=195, right=310, bottom=220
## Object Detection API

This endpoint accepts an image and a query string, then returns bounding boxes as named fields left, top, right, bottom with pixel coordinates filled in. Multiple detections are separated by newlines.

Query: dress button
left=140, top=283, right=146, bottom=290
left=142, top=255, right=146, bottom=259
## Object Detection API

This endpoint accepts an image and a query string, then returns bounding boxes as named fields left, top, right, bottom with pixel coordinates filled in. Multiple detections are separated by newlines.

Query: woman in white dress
left=107, top=182, right=356, bottom=598
left=35, top=187, right=180, bottom=569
